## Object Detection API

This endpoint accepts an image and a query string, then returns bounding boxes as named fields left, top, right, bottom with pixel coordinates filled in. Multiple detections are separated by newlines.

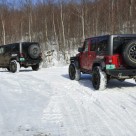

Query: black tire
left=69, top=63, right=81, bottom=81
left=28, top=44, right=41, bottom=59
left=10, top=60, right=20, bottom=73
left=123, top=41, right=136, bottom=68
left=32, top=64, right=39, bottom=71
left=92, top=66, right=107, bottom=90
left=118, top=79, right=125, bottom=82
left=7, top=67, right=10, bottom=71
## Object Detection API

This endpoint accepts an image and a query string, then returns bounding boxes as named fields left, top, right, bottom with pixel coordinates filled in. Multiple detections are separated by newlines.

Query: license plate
left=20, top=58, right=25, bottom=61
left=106, top=64, right=115, bottom=70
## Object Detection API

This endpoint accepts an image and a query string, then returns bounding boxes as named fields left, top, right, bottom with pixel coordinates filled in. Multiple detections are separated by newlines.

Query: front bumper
left=106, top=69, right=136, bottom=78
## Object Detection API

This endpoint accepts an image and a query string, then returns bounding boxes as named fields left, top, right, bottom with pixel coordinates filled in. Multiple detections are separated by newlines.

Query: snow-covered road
left=0, top=67, right=136, bottom=136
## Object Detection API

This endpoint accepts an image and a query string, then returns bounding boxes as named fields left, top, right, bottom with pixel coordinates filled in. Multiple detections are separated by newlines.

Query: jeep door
left=80, top=39, right=89, bottom=69
left=0, top=46, right=5, bottom=66
left=87, top=39, right=97, bottom=71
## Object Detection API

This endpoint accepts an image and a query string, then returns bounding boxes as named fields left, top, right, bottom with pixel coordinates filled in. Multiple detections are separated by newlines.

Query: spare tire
left=28, top=44, right=41, bottom=59
left=122, top=41, right=136, bottom=68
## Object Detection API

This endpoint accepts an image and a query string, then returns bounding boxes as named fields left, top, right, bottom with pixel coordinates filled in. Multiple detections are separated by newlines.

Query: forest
left=0, top=0, right=135, bottom=60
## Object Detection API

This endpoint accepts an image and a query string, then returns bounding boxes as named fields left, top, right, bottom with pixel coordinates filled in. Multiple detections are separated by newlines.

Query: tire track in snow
left=99, top=92, right=136, bottom=136
left=48, top=80, right=114, bottom=136
left=61, top=82, right=116, bottom=136
left=0, top=72, right=53, bottom=136
left=56, top=77, right=136, bottom=136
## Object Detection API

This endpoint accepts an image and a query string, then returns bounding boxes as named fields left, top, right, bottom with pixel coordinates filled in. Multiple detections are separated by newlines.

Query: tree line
left=0, top=0, right=136, bottom=55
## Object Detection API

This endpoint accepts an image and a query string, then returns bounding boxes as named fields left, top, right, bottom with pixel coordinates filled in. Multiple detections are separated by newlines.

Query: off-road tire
left=69, top=63, right=81, bottom=81
left=7, top=67, right=10, bottom=71
left=123, top=41, right=136, bottom=68
left=118, top=79, right=125, bottom=82
left=28, top=44, right=41, bottom=59
left=92, top=66, right=107, bottom=90
left=10, top=60, right=20, bottom=73
left=32, top=64, right=40, bottom=71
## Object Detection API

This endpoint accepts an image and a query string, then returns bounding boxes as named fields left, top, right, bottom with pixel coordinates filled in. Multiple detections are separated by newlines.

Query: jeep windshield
left=113, top=37, right=136, bottom=53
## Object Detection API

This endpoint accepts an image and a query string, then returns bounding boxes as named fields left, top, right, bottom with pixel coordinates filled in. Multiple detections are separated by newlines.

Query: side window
left=11, top=44, right=19, bottom=52
left=83, top=40, right=89, bottom=52
left=90, top=39, right=96, bottom=51
left=97, top=37, right=108, bottom=52
left=4, top=45, right=11, bottom=53
left=0, top=47, right=4, bottom=54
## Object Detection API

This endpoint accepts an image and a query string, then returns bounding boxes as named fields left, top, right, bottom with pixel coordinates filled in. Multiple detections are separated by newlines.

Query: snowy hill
left=0, top=66, right=136, bottom=136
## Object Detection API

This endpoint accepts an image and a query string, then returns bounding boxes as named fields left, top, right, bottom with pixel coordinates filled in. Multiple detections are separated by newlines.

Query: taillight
left=107, top=56, right=113, bottom=63
left=105, top=55, right=120, bottom=69
left=20, top=53, right=24, bottom=57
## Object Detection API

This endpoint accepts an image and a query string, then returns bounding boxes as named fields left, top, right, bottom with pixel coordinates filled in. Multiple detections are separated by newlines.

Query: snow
left=0, top=66, right=136, bottom=136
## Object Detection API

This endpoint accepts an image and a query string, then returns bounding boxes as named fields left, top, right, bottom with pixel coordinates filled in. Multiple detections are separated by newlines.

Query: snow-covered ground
left=0, top=66, right=136, bottom=136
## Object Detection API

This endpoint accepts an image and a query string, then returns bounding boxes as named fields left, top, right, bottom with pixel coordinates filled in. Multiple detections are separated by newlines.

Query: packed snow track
left=0, top=67, right=136, bottom=136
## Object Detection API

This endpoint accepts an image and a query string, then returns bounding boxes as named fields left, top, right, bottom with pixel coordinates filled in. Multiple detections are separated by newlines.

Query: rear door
left=80, top=39, right=89, bottom=69
left=87, top=38, right=97, bottom=71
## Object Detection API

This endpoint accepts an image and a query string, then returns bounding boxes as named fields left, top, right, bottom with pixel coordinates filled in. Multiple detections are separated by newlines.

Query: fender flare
left=92, top=60, right=105, bottom=70
left=70, top=56, right=80, bottom=69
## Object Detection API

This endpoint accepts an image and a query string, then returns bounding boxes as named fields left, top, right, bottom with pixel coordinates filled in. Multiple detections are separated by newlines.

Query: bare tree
left=0, top=0, right=7, bottom=44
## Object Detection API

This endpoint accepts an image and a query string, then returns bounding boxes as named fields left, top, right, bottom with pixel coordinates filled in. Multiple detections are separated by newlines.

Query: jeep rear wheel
left=32, top=64, right=39, bottom=71
left=10, top=60, right=20, bottom=73
left=92, top=66, right=107, bottom=90
left=123, top=41, right=136, bottom=67
left=69, top=63, right=81, bottom=81
left=7, top=67, right=10, bottom=71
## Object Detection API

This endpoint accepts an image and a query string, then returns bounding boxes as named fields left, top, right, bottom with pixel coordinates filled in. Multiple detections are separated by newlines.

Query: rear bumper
left=106, top=69, right=136, bottom=78
left=20, top=58, right=43, bottom=66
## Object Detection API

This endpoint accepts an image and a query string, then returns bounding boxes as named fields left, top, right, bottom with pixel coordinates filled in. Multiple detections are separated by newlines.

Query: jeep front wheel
left=92, top=66, right=107, bottom=90
left=10, top=60, right=20, bottom=73
left=69, top=63, right=81, bottom=81
left=32, top=64, right=39, bottom=71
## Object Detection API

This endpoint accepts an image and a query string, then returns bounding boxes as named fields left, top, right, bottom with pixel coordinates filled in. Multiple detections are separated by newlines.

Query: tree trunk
left=28, top=13, right=32, bottom=42
left=1, top=19, right=5, bottom=45
left=52, top=10, right=60, bottom=60
left=81, top=9, right=85, bottom=39
left=60, top=3, right=66, bottom=60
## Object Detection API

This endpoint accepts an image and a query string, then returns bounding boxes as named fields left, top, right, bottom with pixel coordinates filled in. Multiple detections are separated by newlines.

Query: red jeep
left=69, top=34, right=136, bottom=90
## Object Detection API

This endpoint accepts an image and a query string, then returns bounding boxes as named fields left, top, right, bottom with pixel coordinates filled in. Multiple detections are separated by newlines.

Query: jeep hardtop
left=69, top=34, right=136, bottom=90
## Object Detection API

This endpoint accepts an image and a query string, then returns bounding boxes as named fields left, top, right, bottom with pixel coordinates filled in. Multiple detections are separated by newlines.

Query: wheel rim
left=69, top=65, right=75, bottom=79
left=129, top=44, right=136, bottom=62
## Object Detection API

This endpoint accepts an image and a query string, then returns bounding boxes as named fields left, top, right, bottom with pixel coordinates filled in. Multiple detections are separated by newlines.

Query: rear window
left=90, top=36, right=109, bottom=52
left=11, top=43, right=19, bottom=52
left=113, top=37, right=136, bottom=53
left=97, top=37, right=109, bottom=52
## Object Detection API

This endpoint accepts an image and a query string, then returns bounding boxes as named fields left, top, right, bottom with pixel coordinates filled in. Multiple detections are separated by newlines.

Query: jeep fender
left=10, top=56, right=19, bottom=63
left=92, top=60, right=105, bottom=70
left=70, top=56, right=80, bottom=69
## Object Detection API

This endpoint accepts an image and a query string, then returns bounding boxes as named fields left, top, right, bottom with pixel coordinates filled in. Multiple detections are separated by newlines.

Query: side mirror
left=78, top=47, right=83, bottom=52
